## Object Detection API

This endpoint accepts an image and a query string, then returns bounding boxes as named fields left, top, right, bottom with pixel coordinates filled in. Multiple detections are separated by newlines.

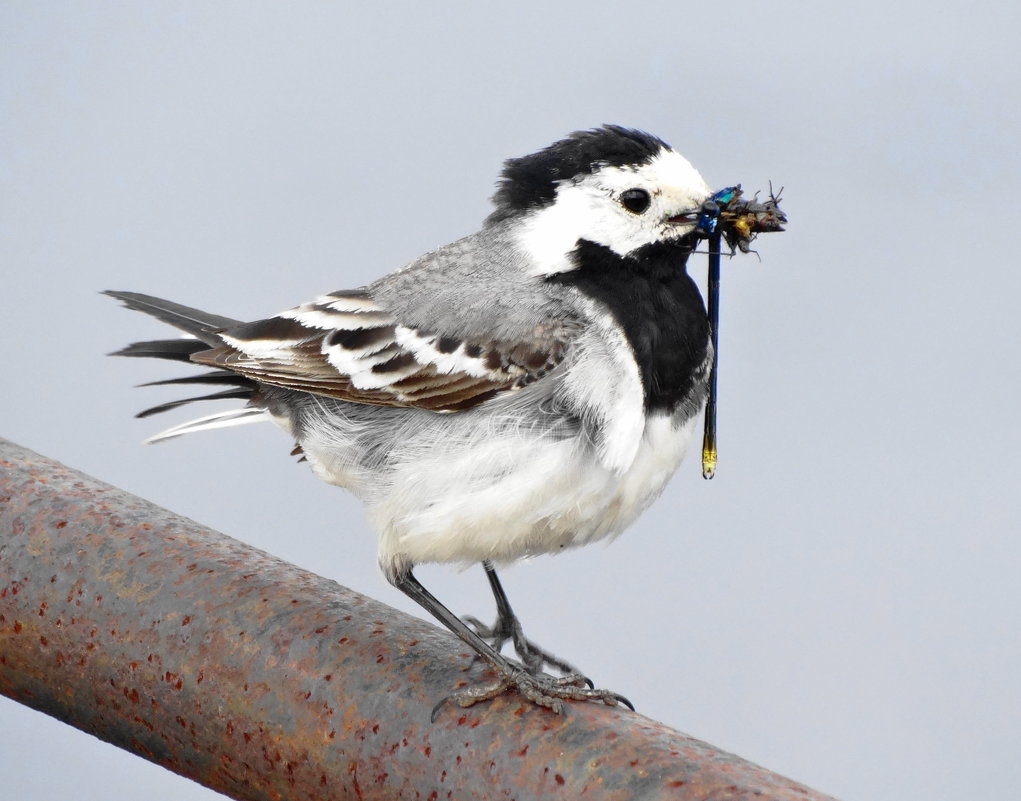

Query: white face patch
left=517, top=148, right=711, bottom=276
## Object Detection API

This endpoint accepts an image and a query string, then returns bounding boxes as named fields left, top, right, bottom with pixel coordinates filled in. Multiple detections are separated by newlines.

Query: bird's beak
left=666, top=211, right=702, bottom=226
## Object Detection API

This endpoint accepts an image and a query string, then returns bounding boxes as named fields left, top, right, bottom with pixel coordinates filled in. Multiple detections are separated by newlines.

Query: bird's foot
left=462, top=613, right=584, bottom=678
left=435, top=665, right=633, bottom=718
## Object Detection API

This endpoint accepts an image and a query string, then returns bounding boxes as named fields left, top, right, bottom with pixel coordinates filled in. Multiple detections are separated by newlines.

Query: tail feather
left=104, top=290, right=241, bottom=345
left=136, top=388, right=255, bottom=419
left=106, top=291, right=264, bottom=439
left=138, top=370, right=253, bottom=388
left=110, top=338, right=209, bottom=362
left=144, top=407, right=271, bottom=444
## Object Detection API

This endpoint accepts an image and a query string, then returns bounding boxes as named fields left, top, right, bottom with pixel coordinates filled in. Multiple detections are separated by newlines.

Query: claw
left=436, top=670, right=627, bottom=716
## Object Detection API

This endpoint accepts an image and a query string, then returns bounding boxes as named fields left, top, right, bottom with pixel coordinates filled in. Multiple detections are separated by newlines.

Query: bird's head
left=487, top=125, right=711, bottom=276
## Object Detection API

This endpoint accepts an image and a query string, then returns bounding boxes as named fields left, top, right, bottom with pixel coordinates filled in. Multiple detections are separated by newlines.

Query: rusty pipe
left=0, top=437, right=836, bottom=801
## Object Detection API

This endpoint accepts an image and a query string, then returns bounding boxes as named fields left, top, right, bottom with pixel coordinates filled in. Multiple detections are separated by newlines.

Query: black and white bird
left=107, top=125, right=718, bottom=713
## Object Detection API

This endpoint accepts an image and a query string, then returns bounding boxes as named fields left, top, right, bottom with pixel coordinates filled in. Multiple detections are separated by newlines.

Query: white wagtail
left=107, top=125, right=726, bottom=713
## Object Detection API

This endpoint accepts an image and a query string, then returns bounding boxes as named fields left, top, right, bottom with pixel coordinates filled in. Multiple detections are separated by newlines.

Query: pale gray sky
left=3, top=3, right=1019, bottom=800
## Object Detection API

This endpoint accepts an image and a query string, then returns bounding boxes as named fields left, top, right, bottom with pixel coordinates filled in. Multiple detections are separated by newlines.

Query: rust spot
left=555, top=774, right=565, bottom=786
left=38, top=601, right=47, bottom=616
left=314, top=626, right=327, bottom=634
left=12, top=621, right=21, bottom=633
left=39, top=635, right=48, bottom=646
left=324, top=674, right=332, bottom=681
left=667, top=780, right=686, bottom=788
left=55, top=521, right=67, bottom=529
left=517, top=745, right=529, bottom=757
left=181, top=616, right=192, bottom=626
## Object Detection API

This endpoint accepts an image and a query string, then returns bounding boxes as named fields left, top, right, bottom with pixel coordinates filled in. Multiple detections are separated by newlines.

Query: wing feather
left=191, top=290, right=570, bottom=412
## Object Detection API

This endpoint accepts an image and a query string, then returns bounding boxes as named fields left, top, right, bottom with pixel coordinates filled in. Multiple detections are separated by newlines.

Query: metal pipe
left=0, top=437, right=835, bottom=801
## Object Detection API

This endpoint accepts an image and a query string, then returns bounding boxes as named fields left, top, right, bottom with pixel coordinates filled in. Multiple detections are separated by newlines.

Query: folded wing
left=195, top=289, right=569, bottom=412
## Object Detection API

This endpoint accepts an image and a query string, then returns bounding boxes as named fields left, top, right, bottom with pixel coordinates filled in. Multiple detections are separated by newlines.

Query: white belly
left=364, top=411, right=697, bottom=570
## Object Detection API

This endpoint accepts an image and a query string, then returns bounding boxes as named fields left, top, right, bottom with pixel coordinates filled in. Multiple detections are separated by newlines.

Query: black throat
left=549, top=238, right=711, bottom=414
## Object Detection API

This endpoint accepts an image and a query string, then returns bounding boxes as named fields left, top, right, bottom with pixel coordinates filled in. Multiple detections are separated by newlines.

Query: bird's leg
left=462, top=561, right=585, bottom=679
left=389, top=567, right=632, bottom=715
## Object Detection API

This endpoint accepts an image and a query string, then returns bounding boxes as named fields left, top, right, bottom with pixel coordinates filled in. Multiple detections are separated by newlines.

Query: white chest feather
left=361, top=410, right=697, bottom=570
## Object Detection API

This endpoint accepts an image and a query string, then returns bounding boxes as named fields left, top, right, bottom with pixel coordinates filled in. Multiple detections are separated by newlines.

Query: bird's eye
left=620, top=188, right=651, bottom=215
